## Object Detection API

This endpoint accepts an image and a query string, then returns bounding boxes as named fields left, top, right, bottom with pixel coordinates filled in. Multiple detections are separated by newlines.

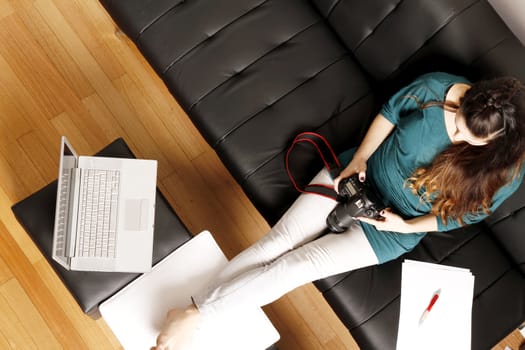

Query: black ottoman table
left=11, top=138, right=192, bottom=318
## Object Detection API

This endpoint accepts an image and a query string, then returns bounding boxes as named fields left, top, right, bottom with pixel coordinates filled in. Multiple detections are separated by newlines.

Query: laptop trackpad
left=124, top=199, right=149, bottom=231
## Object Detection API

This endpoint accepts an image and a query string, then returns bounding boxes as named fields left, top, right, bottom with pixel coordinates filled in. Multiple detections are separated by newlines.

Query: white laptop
left=52, top=136, right=157, bottom=272
left=100, top=231, right=280, bottom=350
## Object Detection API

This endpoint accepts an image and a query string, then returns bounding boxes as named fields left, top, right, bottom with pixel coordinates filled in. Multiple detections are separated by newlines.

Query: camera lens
left=365, top=209, right=375, bottom=217
left=326, top=203, right=356, bottom=233
left=326, top=210, right=346, bottom=233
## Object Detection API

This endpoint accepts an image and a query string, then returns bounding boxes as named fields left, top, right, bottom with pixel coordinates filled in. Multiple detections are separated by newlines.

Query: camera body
left=326, top=174, right=386, bottom=233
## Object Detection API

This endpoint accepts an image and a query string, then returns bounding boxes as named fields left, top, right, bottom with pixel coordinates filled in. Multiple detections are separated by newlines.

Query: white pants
left=192, top=169, right=379, bottom=317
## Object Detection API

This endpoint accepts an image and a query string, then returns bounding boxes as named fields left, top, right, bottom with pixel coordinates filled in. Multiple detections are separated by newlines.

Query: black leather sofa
left=98, top=0, right=525, bottom=348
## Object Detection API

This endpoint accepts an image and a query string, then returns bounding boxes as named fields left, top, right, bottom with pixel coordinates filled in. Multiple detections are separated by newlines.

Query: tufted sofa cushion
left=310, top=0, right=525, bottom=83
left=101, top=0, right=379, bottom=224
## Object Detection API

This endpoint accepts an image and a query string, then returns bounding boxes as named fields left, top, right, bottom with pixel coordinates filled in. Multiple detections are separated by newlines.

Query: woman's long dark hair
left=407, top=77, right=525, bottom=224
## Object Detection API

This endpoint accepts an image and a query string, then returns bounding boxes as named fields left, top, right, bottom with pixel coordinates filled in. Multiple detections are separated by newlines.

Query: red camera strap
left=285, top=132, right=341, bottom=201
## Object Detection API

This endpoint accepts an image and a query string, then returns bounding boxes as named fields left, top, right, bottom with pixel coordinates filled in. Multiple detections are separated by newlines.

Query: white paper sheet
left=100, top=231, right=280, bottom=350
left=396, top=260, right=475, bottom=350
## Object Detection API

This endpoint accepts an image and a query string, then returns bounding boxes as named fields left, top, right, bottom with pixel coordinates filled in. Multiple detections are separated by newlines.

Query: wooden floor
left=2, top=2, right=522, bottom=350
left=0, top=1, right=360, bottom=349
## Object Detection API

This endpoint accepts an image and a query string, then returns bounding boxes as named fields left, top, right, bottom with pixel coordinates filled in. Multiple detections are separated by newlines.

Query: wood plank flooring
left=1, top=2, right=520, bottom=349
left=0, top=1, right=359, bottom=349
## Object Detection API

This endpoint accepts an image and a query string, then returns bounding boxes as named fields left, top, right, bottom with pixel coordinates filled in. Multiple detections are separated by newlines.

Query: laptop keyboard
left=77, top=169, right=120, bottom=258
left=55, top=169, right=71, bottom=258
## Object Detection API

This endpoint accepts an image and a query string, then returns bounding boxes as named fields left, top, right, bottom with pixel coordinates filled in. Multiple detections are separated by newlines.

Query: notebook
left=99, top=231, right=280, bottom=350
left=52, top=136, right=157, bottom=272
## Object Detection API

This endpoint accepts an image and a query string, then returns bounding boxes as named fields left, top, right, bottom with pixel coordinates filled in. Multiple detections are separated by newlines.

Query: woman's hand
left=333, top=156, right=367, bottom=193
left=358, top=208, right=410, bottom=233
left=359, top=211, right=439, bottom=234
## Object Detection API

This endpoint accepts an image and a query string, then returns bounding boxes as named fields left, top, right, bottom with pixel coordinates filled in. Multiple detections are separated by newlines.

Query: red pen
left=419, top=288, right=441, bottom=326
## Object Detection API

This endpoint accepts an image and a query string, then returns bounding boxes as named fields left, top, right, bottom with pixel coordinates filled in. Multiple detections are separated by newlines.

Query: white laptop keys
left=52, top=137, right=157, bottom=272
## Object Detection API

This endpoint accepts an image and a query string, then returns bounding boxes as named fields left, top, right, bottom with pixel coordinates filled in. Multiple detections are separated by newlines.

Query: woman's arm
left=334, top=113, right=395, bottom=190
left=358, top=210, right=439, bottom=233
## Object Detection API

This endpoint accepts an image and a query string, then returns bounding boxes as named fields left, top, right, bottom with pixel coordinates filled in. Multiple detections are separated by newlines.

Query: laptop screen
left=52, top=137, right=79, bottom=268
left=62, top=138, right=77, bottom=170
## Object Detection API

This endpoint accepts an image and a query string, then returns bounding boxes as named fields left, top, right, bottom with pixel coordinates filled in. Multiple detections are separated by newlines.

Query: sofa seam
left=214, top=53, right=349, bottom=148
left=188, top=19, right=324, bottom=112
left=325, top=0, right=343, bottom=18
left=160, top=0, right=270, bottom=75
left=469, top=36, right=510, bottom=69
left=381, top=0, right=482, bottom=81
left=428, top=224, right=484, bottom=263
left=347, top=260, right=523, bottom=332
left=239, top=86, right=371, bottom=183
left=352, top=0, right=403, bottom=52
left=348, top=294, right=401, bottom=332
left=473, top=265, right=515, bottom=298
left=136, top=1, right=186, bottom=38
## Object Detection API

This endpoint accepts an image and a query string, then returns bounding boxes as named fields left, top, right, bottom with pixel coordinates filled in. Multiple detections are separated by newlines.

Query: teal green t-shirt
left=339, top=72, right=523, bottom=263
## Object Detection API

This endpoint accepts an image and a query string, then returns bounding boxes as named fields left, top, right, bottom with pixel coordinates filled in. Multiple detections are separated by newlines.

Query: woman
left=152, top=72, right=525, bottom=350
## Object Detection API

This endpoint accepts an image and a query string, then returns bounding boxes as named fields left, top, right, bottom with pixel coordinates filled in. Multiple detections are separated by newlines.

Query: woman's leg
left=154, top=224, right=378, bottom=350
left=193, top=221, right=378, bottom=318
left=153, top=168, right=377, bottom=349
left=204, top=168, right=339, bottom=289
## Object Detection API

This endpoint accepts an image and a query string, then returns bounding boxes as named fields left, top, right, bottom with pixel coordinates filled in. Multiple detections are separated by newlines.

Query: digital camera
left=326, top=174, right=386, bottom=233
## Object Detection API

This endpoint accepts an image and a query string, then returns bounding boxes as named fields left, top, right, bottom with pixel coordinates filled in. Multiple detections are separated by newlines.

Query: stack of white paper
left=396, top=260, right=475, bottom=350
